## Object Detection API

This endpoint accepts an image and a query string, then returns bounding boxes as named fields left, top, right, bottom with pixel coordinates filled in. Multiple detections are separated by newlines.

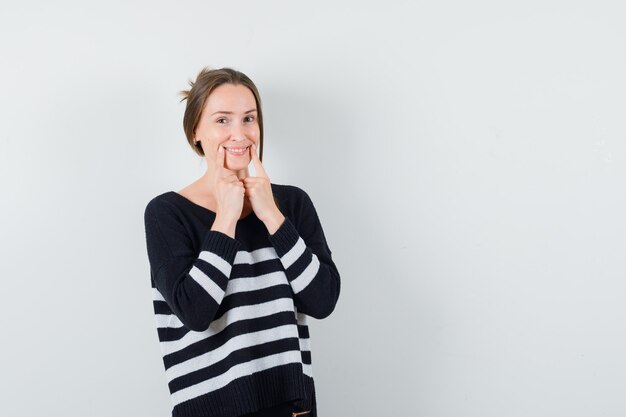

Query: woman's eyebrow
left=211, top=109, right=257, bottom=115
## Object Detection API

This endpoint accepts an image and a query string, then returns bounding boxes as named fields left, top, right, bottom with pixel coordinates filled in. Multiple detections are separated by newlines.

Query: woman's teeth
left=224, top=146, right=249, bottom=156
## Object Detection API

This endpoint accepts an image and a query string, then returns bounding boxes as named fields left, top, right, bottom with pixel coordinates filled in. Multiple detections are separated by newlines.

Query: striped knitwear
left=143, top=183, right=341, bottom=417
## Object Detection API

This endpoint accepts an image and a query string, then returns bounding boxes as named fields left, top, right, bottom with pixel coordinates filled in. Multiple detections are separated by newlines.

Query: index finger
left=250, top=144, right=268, bottom=178
left=215, top=144, right=227, bottom=174
left=215, top=144, right=235, bottom=180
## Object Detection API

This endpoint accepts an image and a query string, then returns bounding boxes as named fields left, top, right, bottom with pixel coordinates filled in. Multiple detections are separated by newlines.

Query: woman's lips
left=224, top=145, right=250, bottom=156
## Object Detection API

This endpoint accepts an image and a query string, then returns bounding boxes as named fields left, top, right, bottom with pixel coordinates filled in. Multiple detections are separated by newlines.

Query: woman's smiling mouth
left=224, top=145, right=250, bottom=156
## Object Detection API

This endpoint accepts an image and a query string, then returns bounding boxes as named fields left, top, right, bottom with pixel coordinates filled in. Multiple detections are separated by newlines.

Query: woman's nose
left=230, top=123, right=246, bottom=141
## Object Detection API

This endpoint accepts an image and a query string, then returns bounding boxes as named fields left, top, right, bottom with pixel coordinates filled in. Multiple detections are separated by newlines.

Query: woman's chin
left=224, top=159, right=250, bottom=170
left=225, top=160, right=249, bottom=171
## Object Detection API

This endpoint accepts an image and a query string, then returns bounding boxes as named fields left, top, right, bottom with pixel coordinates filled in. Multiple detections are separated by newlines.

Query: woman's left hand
left=243, top=144, right=285, bottom=234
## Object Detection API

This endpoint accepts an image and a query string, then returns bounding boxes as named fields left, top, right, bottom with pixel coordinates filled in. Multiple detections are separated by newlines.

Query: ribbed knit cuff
left=200, top=230, right=242, bottom=263
left=267, top=216, right=300, bottom=257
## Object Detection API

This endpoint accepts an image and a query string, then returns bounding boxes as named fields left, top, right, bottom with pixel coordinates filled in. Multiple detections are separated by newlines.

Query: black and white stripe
left=278, top=236, right=321, bottom=294
left=151, top=245, right=314, bottom=407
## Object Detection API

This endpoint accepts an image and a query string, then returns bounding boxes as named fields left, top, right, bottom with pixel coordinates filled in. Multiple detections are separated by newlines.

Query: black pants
left=240, top=401, right=313, bottom=417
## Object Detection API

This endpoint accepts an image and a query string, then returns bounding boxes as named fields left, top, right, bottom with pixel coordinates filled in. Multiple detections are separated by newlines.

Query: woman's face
left=195, top=83, right=260, bottom=176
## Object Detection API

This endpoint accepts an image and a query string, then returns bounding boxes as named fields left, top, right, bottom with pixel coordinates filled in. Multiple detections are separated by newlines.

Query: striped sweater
left=143, top=183, right=341, bottom=417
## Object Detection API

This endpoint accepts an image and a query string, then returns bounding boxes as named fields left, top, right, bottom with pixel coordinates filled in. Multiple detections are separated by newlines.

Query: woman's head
left=179, top=67, right=264, bottom=171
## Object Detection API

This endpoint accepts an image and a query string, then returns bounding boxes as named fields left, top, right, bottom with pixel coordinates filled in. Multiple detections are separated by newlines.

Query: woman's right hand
left=210, top=145, right=244, bottom=237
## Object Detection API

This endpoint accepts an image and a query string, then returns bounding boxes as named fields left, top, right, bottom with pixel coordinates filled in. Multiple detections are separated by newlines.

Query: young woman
left=143, top=67, right=341, bottom=417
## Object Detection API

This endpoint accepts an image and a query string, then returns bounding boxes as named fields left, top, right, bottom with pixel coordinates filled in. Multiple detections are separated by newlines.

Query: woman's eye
left=244, top=116, right=255, bottom=122
left=216, top=118, right=227, bottom=124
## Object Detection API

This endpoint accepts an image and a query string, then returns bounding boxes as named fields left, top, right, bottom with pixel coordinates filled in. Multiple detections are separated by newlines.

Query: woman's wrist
left=211, top=215, right=237, bottom=239
left=264, top=209, right=285, bottom=235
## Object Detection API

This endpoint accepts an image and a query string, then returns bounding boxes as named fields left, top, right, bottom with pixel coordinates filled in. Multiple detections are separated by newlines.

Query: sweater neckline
left=167, top=191, right=257, bottom=222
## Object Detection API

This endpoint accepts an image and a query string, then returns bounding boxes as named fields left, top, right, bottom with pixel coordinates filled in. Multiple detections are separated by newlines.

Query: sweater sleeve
left=267, top=188, right=341, bottom=319
left=144, top=199, right=242, bottom=332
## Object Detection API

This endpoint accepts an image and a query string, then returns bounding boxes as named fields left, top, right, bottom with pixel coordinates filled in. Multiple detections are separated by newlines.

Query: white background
left=1, top=1, right=625, bottom=416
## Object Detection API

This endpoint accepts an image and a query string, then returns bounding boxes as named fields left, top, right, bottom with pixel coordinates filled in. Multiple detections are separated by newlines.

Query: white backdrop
left=1, top=1, right=625, bottom=416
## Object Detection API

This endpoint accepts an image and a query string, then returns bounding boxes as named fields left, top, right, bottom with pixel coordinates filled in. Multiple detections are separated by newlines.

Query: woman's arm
left=267, top=188, right=341, bottom=319
left=144, top=199, right=242, bottom=331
